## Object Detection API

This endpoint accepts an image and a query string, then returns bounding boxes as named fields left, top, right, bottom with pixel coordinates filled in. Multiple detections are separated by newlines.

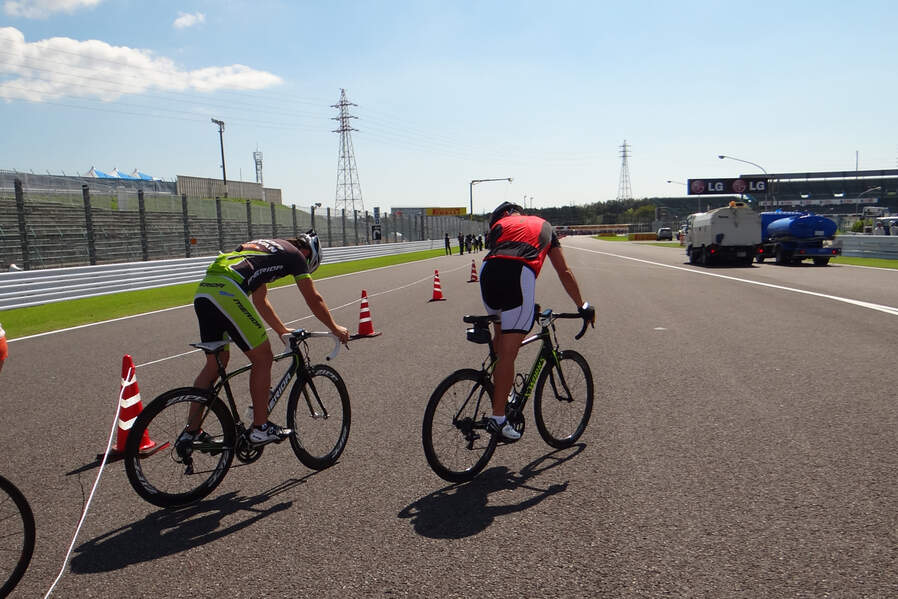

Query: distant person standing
left=0, top=322, right=7, bottom=374
left=444, top=233, right=452, bottom=255
left=457, top=232, right=465, bottom=256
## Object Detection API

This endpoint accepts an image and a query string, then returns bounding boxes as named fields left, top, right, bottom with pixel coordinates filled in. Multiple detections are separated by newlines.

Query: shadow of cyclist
left=398, top=444, right=584, bottom=539
left=69, top=476, right=314, bottom=573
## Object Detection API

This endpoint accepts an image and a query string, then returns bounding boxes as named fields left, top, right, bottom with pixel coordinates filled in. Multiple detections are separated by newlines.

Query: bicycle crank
left=235, top=435, right=265, bottom=464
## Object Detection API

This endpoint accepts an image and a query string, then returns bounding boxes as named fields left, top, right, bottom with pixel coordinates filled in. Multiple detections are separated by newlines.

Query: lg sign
left=687, top=178, right=766, bottom=195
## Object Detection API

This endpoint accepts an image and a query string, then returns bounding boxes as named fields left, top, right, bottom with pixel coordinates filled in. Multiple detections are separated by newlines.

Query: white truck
left=685, top=201, right=760, bottom=266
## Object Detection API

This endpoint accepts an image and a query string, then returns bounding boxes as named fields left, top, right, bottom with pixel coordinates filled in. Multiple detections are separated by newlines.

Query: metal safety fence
left=0, top=178, right=486, bottom=271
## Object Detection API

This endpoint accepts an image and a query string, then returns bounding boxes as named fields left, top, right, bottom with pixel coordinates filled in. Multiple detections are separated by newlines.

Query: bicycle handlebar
left=282, top=330, right=345, bottom=361
left=465, top=303, right=595, bottom=341
left=551, top=312, right=591, bottom=340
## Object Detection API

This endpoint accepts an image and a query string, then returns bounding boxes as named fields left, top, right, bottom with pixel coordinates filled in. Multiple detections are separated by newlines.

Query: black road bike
left=124, top=330, right=351, bottom=508
left=423, top=306, right=594, bottom=483
left=0, top=474, right=35, bottom=597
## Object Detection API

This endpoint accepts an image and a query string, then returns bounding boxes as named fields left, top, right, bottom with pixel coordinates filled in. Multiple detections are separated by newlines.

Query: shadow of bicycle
left=69, top=474, right=318, bottom=573
left=398, top=444, right=584, bottom=539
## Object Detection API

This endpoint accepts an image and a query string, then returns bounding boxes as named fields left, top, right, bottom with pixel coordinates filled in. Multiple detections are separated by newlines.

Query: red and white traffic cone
left=351, top=290, right=382, bottom=339
left=429, top=270, right=446, bottom=302
left=98, top=355, right=160, bottom=460
left=468, top=259, right=478, bottom=283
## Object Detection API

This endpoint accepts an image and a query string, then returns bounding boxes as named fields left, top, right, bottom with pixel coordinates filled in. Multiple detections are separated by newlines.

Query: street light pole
left=854, top=186, right=882, bottom=219
left=719, top=154, right=768, bottom=207
left=469, top=177, right=513, bottom=220
left=667, top=179, right=698, bottom=214
left=211, top=118, right=227, bottom=195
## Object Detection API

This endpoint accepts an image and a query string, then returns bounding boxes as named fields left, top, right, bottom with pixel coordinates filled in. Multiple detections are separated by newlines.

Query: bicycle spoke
left=124, top=389, right=235, bottom=508
left=423, top=369, right=497, bottom=482
left=534, top=351, right=594, bottom=449
left=287, top=366, right=351, bottom=470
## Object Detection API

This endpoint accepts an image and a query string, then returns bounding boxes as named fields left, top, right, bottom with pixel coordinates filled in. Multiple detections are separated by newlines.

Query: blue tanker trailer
left=757, top=211, right=841, bottom=266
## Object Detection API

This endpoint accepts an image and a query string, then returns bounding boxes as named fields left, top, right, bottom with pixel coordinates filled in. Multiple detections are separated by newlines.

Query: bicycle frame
left=211, top=347, right=303, bottom=426
left=468, top=309, right=574, bottom=422
left=200, top=330, right=340, bottom=429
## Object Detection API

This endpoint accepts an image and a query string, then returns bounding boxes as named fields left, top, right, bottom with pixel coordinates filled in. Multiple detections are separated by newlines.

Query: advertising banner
left=687, top=178, right=767, bottom=195
left=425, top=207, right=467, bottom=216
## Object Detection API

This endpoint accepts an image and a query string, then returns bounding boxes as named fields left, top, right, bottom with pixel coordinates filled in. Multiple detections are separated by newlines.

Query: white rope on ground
left=43, top=368, right=127, bottom=598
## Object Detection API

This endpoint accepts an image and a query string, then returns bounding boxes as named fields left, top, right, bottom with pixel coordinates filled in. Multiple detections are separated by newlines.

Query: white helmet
left=296, top=230, right=321, bottom=273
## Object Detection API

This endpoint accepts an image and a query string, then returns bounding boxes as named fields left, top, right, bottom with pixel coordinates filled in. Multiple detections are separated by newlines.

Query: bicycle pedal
left=245, top=436, right=287, bottom=448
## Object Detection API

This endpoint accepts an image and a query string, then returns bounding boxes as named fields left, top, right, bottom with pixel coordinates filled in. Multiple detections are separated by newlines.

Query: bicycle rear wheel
left=286, top=365, right=351, bottom=470
left=125, top=387, right=235, bottom=508
left=422, top=369, right=497, bottom=483
left=533, top=350, right=594, bottom=449
left=0, top=475, right=35, bottom=597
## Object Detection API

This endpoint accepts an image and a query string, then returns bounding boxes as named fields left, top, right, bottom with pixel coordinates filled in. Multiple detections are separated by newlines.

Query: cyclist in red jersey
left=480, top=202, right=595, bottom=440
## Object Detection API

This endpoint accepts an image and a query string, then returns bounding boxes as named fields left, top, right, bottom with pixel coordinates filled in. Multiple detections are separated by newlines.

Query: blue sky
left=1, top=0, right=896, bottom=214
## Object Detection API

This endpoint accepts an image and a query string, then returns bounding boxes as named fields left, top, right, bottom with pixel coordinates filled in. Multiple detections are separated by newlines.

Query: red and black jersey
left=484, top=214, right=559, bottom=276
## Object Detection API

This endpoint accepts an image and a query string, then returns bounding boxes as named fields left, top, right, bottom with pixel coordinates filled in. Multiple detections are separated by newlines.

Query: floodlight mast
left=211, top=118, right=227, bottom=189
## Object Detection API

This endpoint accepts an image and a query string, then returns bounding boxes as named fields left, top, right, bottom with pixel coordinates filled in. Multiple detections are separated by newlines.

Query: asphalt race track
left=3, top=236, right=897, bottom=598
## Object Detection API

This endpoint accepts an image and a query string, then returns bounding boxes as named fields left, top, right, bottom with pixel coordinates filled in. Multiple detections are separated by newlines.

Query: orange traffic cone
left=351, top=290, right=382, bottom=339
left=468, top=260, right=478, bottom=283
left=98, top=355, right=160, bottom=460
left=429, top=270, right=446, bottom=302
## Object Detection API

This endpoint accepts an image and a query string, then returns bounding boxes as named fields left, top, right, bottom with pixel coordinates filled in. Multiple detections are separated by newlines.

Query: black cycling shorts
left=479, top=259, right=536, bottom=334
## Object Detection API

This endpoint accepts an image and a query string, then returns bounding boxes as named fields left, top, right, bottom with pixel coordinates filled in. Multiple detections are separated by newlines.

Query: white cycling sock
left=490, top=415, right=506, bottom=425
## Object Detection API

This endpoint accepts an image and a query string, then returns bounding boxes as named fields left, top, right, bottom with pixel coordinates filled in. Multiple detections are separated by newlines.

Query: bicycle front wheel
left=125, top=387, right=236, bottom=508
left=287, top=365, right=351, bottom=470
left=422, top=369, right=497, bottom=483
left=533, top=350, right=594, bottom=448
left=0, top=475, right=35, bottom=597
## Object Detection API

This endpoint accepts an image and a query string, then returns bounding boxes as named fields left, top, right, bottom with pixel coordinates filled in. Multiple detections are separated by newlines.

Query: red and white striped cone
left=468, top=260, right=478, bottom=283
left=98, top=355, right=160, bottom=460
left=429, top=270, right=446, bottom=302
left=351, top=289, right=382, bottom=339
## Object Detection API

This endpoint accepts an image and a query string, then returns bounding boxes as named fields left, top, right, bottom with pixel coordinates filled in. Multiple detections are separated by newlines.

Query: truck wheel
left=688, top=247, right=697, bottom=265
left=701, top=246, right=709, bottom=266
left=755, top=254, right=765, bottom=263
left=775, top=247, right=789, bottom=265
left=813, top=257, right=830, bottom=266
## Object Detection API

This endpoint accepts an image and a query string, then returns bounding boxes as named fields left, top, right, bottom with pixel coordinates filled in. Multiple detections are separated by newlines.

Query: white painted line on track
left=568, top=245, right=898, bottom=317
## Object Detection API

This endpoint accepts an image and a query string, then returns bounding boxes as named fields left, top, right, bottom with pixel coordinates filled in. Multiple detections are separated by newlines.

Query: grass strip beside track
left=2, top=248, right=445, bottom=338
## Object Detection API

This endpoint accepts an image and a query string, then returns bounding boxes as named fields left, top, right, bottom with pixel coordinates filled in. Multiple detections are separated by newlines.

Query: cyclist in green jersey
left=188, top=232, right=350, bottom=446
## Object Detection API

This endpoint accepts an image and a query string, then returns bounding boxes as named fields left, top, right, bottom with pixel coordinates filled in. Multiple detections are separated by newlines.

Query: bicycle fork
left=547, top=350, right=574, bottom=403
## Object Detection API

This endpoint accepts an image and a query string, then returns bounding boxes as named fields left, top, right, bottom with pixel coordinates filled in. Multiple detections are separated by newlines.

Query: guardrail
left=0, top=239, right=439, bottom=310
left=832, top=235, right=898, bottom=260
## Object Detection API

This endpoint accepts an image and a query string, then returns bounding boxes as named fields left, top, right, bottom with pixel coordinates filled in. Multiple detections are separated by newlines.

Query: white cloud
left=173, top=11, right=205, bottom=29
left=0, top=27, right=283, bottom=102
left=3, top=0, right=103, bottom=19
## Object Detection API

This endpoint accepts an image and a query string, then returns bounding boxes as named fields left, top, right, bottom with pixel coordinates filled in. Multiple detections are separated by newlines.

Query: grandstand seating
left=0, top=196, right=324, bottom=270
